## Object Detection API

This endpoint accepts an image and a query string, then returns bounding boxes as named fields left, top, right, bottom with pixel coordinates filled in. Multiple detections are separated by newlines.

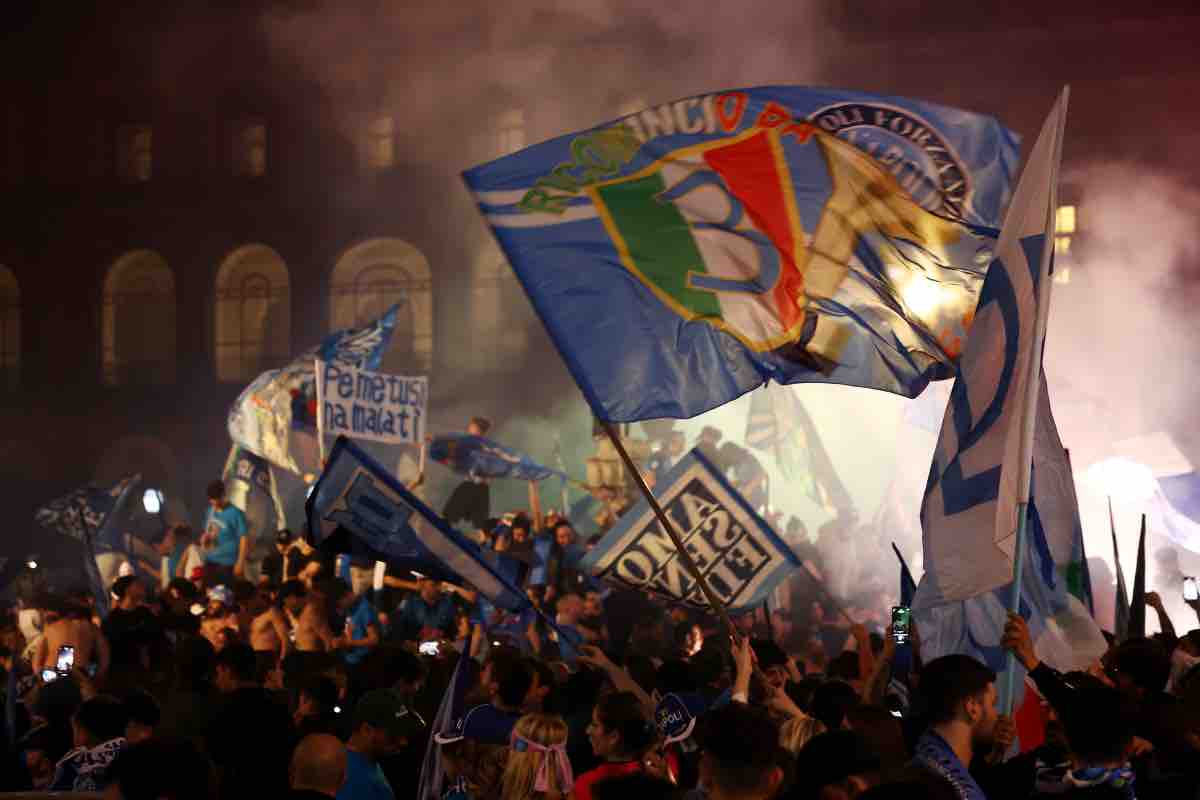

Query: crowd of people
left=3, top=419, right=1200, bottom=799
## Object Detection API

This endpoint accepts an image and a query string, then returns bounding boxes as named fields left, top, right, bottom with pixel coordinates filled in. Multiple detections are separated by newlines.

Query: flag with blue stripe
left=307, top=436, right=530, bottom=612
left=916, top=371, right=1107, bottom=676
left=228, top=304, right=400, bottom=475
left=917, top=92, right=1066, bottom=606
left=579, top=448, right=801, bottom=611
left=464, top=86, right=1018, bottom=422
left=430, top=434, right=566, bottom=482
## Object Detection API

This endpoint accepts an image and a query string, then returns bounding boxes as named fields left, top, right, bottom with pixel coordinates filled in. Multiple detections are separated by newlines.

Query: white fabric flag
left=917, top=90, right=1068, bottom=606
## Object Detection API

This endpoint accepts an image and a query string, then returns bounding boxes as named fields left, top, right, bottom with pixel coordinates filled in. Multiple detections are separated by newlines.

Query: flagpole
left=314, top=358, right=327, bottom=466
left=600, top=421, right=735, bottom=633
left=1000, top=86, right=1070, bottom=715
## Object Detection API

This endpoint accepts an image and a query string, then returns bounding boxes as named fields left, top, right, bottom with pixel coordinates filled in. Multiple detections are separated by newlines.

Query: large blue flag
left=35, top=474, right=140, bottom=548
left=429, top=434, right=565, bottom=482
left=36, top=474, right=140, bottom=617
left=917, top=92, right=1066, bottom=606
left=307, top=436, right=531, bottom=612
left=228, top=304, right=400, bottom=475
left=579, top=448, right=801, bottom=611
left=464, top=86, right=1018, bottom=422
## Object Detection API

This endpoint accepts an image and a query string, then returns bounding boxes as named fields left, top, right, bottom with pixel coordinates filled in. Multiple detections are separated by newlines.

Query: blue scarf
left=913, top=731, right=987, bottom=800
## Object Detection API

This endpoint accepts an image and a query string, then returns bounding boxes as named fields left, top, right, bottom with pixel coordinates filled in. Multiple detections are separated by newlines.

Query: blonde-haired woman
left=780, top=713, right=827, bottom=754
left=501, top=713, right=574, bottom=800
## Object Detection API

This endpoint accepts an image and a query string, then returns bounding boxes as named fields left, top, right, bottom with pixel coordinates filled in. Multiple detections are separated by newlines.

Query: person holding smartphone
left=33, top=594, right=109, bottom=685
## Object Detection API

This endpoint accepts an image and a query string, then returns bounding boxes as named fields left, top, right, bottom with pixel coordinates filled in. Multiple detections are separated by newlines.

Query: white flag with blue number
left=916, top=91, right=1068, bottom=606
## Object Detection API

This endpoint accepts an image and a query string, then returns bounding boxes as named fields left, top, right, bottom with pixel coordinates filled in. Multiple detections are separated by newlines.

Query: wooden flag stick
left=600, top=422, right=735, bottom=634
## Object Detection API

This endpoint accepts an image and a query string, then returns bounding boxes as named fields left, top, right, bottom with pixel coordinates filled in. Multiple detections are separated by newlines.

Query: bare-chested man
left=33, top=595, right=109, bottom=681
left=250, top=580, right=307, bottom=662
left=294, top=580, right=339, bottom=653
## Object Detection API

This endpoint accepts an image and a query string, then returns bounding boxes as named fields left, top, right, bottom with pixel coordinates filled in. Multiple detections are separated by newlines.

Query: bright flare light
left=901, top=276, right=943, bottom=317
left=1083, top=457, right=1158, bottom=503
left=142, top=489, right=164, bottom=514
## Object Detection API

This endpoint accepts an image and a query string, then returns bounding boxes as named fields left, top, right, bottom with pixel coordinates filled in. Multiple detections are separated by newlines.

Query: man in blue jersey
left=339, top=689, right=424, bottom=800
left=200, top=480, right=249, bottom=586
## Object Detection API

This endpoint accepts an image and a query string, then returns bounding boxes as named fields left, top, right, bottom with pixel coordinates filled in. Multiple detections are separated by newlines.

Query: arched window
left=0, top=266, right=18, bottom=389
left=470, top=240, right=529, bottom=370
left=330, top=239, right=432, bottom=374
left=215, top=244, right=290, bottom=382
left=102, top=250, right=175, bottom=386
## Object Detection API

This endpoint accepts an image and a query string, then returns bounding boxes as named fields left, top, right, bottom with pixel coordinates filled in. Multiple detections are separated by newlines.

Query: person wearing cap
left=260, top=529, right=296, bottom=588
left=435, top=651, right=532, bottom=748
left=339, top=689, right=425, bottom=800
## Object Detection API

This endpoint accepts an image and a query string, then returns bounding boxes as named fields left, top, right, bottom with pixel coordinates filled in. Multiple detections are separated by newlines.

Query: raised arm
left=862, top=626, right=897, bottom=705
left=1146, top=592, right=1176, bottom=643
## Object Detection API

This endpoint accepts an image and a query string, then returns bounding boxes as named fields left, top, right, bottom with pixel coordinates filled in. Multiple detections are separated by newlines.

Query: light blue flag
left=228, top=304, right=400, bottom=475
left=579, top=448, right=801, bottom=611
left=307, top=436, right=531, bottom=612
left=429, top=434, right=566, bottom=482
left=917, top=92, right=1067, bottom=606
left=1150, top=473, right=1200, bottom=554
left=464, top=86, right=1018, bottom=422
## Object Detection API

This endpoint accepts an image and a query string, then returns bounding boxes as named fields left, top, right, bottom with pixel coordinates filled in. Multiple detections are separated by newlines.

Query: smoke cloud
left=249, top=2, right=1200, bottom=623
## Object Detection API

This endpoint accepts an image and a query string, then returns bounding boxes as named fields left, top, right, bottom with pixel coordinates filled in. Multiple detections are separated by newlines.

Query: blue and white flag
left=915, top=373, right=1107, bottom=677
left=307, top=436, right=531, bottom=612
left=465, top=86, right=1018, bottom=422
left=228, top=304, right=400, bottom=475
left=918, top=91, right=1067, bottom=605
left=430, top=434, right=565, bottom=482
left=223, top=445, right=286, bottom=530
left=36, top=474, right=140, bottom=618
left=35, top=474, right=141, bottom=547
left=579, top=448, right=801, bottom=611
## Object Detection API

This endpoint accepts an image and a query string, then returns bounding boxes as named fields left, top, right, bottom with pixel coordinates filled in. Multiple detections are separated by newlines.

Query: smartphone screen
left=56, top=645, right=75, bottom=673
left=891, top=606, right=911, bottom=644
left=419, top=641, right=440, bottom=656
left=1184, top=578, right=1198, bottom=602
left=41, top=668, right=58, bottom=683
